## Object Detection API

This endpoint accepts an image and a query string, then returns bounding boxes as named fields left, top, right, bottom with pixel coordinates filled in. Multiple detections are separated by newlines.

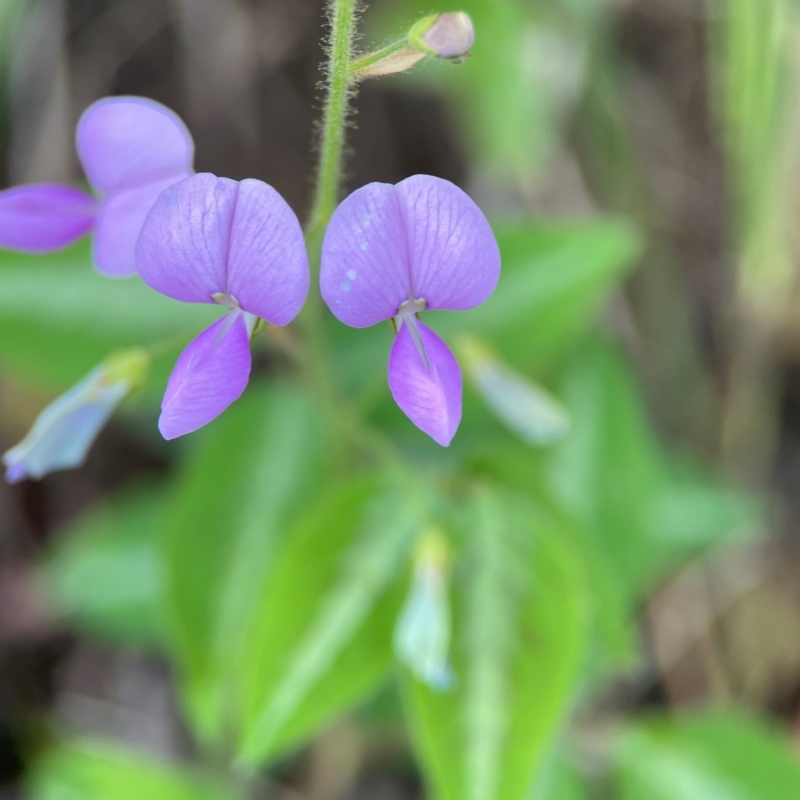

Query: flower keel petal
left=0, top=184, right=96, bottom=253
left=388, top=320, right=462, bottom=446
left=159, top=312, right=252, bottom=439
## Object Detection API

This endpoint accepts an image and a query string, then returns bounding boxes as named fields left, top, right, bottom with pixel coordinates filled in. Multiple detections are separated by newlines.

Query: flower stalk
left=305, top=0, right=360, bottom=256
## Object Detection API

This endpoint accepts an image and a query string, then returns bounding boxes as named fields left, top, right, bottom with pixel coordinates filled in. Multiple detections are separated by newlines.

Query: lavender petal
left=93, top=177, right=180, bottom=277
left=136, top=173, right=238, bottom=303
left=320, top=182, right=411, bottom=327
left=395, top=175, right=500, bottom=311
left=388, top=320, right=462, bottom=446
left=0, top=184, right=96, bottom=253
left=226, top=179, right=309, bottom=325
left=159, top=312, right=252, bottom=439
left=77, top=96, right=194, bottom=195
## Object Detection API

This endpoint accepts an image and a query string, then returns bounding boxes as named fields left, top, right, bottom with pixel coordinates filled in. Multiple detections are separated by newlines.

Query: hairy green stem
left=299, top=0, right=359, bottom=444
left=306, top=0, right=359, bottom=253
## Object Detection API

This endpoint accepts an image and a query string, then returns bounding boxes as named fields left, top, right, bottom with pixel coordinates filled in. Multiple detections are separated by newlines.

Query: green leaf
left=236, top=476, right=425, bottom=764
left=545, top=341, right=761, bottom=603
left=531, top=755, right=589, bottom=800
left=40, top=489, right=167, bottom=647
left=27, top=740, right=238, bottom=800
left=404, top=487, right=589, bottom=800
left=0, top=242, right=216, bottom=389
left=616, top=713, right=800, bottom=800
left=716, top=0, right=798, bottom=305
left=163, top=382, right=327, bottom=741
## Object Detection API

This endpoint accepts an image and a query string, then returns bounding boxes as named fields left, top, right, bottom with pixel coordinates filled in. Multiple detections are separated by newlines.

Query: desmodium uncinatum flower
left=320, top=175, right=500, bottom=446
left=0, top=96, right=194, bottom=276
left=136, top=173, right=309, bottom=439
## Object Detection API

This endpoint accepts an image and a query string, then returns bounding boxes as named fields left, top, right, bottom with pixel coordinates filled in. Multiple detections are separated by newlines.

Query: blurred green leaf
left=40, top=489, right=166, bottom=647
left=28, top=740, right=238, bottom=800
left=531, top=755, right=589, bottom=800
left=403, top=487, right=589, bottom=800
left=237, top=475, right=424, bottom=764
left=164, top=382, right=327, bottom=741
left=0, top=242, right=216, bottom=390
left=616, top=713, right=800, bottom=800
left=717, top=0, right=798, bottom=305
left=544, top=341, right=759, bottom=603
left=434, top=220, right=642, bottom=370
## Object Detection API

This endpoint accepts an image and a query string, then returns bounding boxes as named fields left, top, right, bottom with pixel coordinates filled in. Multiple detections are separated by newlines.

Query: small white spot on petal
left=359, top=242, right=368, bottom=252
left=347, top=269, right=357, bottom=280
left=340, top=282, right=351, bottom=292
left=362, top=213, right=372, bottom=225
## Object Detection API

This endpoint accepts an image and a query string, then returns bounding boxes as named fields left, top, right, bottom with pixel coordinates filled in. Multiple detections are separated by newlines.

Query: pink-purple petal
left=320, top=182, right=411, bottom=328
left=395, top=175, right=500, bottom=311
left=0, top=184, right=96, bottom=253
left=93, top=176, right=179, bottom=277
left=226, top=179, right=309, bottom=325
left=159, top=312, right=252, bottom=440
left=77, top=96, right=194, bottom=195
left=136, top=173, right=237, bottom=303
left=388, top=320, right=462, bottom=447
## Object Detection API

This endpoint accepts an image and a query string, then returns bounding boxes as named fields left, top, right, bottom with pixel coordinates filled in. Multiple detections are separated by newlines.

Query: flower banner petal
left=388, top=320, right=462, bottom=446
left=77, top=96, right=194, bottom=195
left=321, top=182, right=411, bottom=328
left=137, top=173, right=238, bottom=303
left=395, top=174, right=500, bottom=311
left=159, top=312, right=252, bottom=440
left=226, top=179, right=309, bottom=325
left=0, top=184, right=95, bottom=253
left=93, top=177, right=178, bottom=277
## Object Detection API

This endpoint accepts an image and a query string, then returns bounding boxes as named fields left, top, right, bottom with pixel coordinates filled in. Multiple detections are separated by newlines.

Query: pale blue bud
left=394, top=530, right=454, bottom=690
left=3, top=349, right=148, bottom=483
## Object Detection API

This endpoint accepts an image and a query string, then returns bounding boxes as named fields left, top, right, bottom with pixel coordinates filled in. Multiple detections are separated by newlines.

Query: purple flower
left=136, top=173, right=309, bottom=439
left=0, top=96, right=194, bottom=277
left=320, top=175, right=500, bottom=446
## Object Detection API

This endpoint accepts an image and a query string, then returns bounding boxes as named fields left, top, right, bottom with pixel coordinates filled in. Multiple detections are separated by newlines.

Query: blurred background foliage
left=2, top=0, right=800, bottom=798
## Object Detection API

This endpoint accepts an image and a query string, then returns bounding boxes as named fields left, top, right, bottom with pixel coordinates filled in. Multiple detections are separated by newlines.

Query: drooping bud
left=349, top=12, right=474, bottom=79
left=409, top=12, right=475, bottom=60
left=3, top=348, right=149, bottom=483
left=394, top=528, right=455, bottom=691
left=456, top=334, right=571, bottom=445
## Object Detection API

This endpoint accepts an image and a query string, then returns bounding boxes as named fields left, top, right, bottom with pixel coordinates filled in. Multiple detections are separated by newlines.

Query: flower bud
left=455, top=334, right=571, bottom=445
left=394, top=528, right=455, bottom=691
left=409, top=12, right=475, bottom=60
left=3, top=348, right=149, bottom=483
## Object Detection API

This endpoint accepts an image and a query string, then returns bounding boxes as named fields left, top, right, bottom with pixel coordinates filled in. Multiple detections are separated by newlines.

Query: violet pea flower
left=320, top=175, right=500, bottom=446
left=136, top=173, right=309, bottom=439
left=0, top=96, right=194, bottom=277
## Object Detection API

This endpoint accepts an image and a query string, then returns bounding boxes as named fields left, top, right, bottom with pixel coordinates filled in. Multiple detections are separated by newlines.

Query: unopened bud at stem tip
left=410, top=12, right=475, bottom=59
